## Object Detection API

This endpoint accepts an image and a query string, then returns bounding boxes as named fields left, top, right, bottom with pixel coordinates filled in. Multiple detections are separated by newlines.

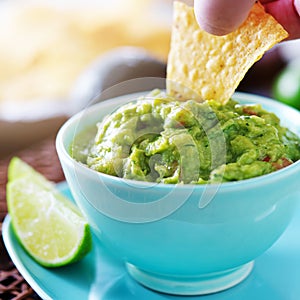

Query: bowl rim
left=56, top=91, right=300, bottom=192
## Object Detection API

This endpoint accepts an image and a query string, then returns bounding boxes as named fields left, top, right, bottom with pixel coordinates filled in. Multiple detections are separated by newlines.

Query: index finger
left=262, top=0, right=300, bottom=40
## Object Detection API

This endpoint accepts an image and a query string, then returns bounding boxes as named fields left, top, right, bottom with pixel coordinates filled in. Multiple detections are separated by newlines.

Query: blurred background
left=0, top=0, right=299, bottom=158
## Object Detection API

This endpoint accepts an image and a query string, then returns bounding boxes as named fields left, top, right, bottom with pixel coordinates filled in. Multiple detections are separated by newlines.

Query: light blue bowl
left=56, top=92, right=300, bottom=295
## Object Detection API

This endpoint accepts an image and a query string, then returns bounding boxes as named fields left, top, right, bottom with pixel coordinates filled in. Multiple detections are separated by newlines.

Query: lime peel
left=6, top=157, right=92, bottom=267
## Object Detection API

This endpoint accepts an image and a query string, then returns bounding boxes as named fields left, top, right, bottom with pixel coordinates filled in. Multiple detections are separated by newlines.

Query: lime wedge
left=7, top=157, right=53, bottom=189
left=6, top=157, right=92, bottom=267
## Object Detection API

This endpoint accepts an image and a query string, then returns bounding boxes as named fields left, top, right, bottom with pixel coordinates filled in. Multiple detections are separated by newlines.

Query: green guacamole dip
left=76, top=91, right=300, bottom=184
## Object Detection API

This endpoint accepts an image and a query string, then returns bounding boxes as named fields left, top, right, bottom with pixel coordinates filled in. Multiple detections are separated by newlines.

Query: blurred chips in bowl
left=0, top=0, right=171, bottom=156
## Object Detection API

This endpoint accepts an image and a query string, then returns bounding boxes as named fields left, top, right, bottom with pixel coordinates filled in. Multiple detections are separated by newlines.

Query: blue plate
left=3, top=182, right=300, bottom=300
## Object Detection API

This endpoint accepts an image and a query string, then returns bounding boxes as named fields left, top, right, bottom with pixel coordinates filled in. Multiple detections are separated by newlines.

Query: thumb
left=194, top=0, right=256, bottom=35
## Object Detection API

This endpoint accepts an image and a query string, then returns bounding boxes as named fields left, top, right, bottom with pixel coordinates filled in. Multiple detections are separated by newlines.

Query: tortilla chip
left=166, top=1, right=288, bottom=104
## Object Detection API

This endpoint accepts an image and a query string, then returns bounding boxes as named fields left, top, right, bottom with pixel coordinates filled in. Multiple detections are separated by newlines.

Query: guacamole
left=79, top=91, right=300, bottom=184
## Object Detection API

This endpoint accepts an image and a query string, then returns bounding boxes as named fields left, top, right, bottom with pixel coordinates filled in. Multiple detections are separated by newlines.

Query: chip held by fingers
left=166, top=1, right=288, bottom=104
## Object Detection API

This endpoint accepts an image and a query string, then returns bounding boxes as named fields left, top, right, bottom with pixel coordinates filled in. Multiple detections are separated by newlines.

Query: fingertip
left=194, top=15, right=235, bottom=36
left=193, top=1, right=234, bottom=35
left=294, top=0, right=300, bottom=16
left=263, top=0, right=300, bottom=40
left=194, top=0, right=255, bottom=35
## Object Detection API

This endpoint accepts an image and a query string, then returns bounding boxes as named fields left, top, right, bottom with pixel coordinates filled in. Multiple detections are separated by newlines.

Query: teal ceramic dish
left=3, top=182, right=300, bottom=299
left=56, top=92, right=300, bottom=295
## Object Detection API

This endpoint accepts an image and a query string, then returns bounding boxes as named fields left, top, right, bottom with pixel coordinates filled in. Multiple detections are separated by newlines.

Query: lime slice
left=6, top=157, right=92, bottom=267
left=7, top=157, right=53, bottom=189
left=273, top=62, right=300, bottom=110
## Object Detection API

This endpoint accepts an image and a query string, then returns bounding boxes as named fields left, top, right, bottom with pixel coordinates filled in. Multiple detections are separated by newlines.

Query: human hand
left=194, top=0, right=300, bottom=40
